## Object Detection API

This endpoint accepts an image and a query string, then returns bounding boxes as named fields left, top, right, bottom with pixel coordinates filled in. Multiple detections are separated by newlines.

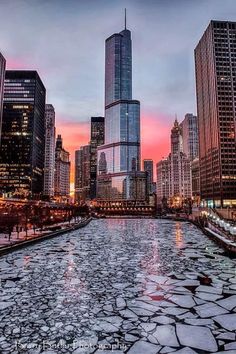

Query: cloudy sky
left=0, top=0, right=236, bottom=178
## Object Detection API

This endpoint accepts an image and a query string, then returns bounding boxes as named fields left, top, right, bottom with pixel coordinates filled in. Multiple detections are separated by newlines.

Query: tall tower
left=44, top=104, right=56, bottom=198
left=54, top=135, right=70, bottom=202
left=195, top=21, right=236, bottom=208
left=90, top=117, right=104, bottom=199
left=170, top=119, right=192, bottom=205
left=0, top=70, right=46, bottom=197
left=97, top=12, right=146, bottom=201
left=180, top=113, right=199, bottom=161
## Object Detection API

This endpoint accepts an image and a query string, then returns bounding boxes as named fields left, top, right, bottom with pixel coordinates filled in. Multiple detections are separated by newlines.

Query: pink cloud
left=6, top=57, right=30, bottom=70
left=141, top=112, right=172, bottom=177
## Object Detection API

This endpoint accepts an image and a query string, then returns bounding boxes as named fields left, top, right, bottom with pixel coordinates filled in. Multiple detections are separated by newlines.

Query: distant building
left=192, top=157, right=200, bottom=205
left=180, top=113, right=199, bottom=161
left=156, top=158, right=171, bottom=203
left=0, top=70, right=46, bottom=197
left=43, top=104, right=55, bottom=198
left=74, top=149, right=83, bottom=203
left=0, top=53, right=6, bottom=145
left=170, top=119, right=192, bottom=206
left=90, top=117, right=104, bottom=199
left=54, top=135, right=70, bottom=201
left=143, top=159, right=154, bottom=193
left=156, top=120, right=192, bottom=207
left=74, top=145, right=91, bottom=202
left=195, top=21, right=236, bottom=207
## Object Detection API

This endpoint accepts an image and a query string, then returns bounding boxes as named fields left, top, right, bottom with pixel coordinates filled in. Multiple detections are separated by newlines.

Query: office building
left=90, top=117, right=104, bottom=199
left=143, top=159, right=154, bottom=193
left=170, top=119, right=192, bottom=206
left=74, top=145, right=91, bottom=202
left=54, top=135, right=70, bottom=201
left=43, top=104, right=56, bottom=197
left=180, top=113, right=199, bottom=161
left=192, top=157, right=200, bottom=205
left=97, top=16, right=147, bottom=201
left=0, top=70, right=46, bottom=197
left=156, top=158, right=171, bottom=203
left=156, top=120, right=192, bottom=207
left=195, top=20, right=236, bottom=207
left=0, top=53, right=6, bottom=145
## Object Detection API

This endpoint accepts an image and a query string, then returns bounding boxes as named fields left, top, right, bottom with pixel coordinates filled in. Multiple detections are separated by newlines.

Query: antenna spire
left=125, top=8, right=127, bottom=29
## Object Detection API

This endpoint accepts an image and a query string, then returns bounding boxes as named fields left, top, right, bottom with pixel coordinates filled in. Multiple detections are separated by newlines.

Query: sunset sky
left=0, top=0, right=236, bottom=182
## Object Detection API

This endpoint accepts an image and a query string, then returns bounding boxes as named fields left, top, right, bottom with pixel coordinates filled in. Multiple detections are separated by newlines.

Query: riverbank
left=158, top=214, right=236, bottom=256
left=0, top=217, right=92, bottom=256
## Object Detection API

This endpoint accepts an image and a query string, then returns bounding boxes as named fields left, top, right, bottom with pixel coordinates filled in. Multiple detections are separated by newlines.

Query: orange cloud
left=57, top=112, right=172, bottom=184
left=56, top=119, right=90, bottom=183
left=141, top=112, right=172, bottom=178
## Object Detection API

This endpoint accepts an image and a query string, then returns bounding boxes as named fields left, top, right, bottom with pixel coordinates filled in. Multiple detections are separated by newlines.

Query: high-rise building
left=157, top=120, right=192, bottom=207
left=180, top=113, right=199, bottom=161
left=192, top=157, right=200, bottom=205
left=156, top=158, right=171, bottom=203
left=54, top=135, right=70, bottom=201
left=74, top=145, right=91, bottom=202
left=195, top=20, right=236, bottom=207
left=74, top=149, right=83, bottom=203
left=97, top=16, right=147, bottom=201
left=170, top=119, right=192, bottom=206
left=90, top=117, right=104, bottom=199
left=143, top=159, right=154, bottom=193
left=44, top=104, right=56, bottom=198
left=0, top=71, right=46, bottom=197
left=0, top=53, right=6, bottom=145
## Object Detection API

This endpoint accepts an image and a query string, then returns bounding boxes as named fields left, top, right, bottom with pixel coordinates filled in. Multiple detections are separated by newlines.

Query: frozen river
left=0, top=219, right=236, bottom=354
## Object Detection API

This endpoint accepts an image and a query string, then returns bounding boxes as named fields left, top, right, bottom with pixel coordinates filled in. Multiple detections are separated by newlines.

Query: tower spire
left=125, top=8, right=127, bottom=29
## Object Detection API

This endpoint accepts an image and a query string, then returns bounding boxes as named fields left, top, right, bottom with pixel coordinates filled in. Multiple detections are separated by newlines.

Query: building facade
left=0, top=70, right=46, bottom=197
left=195, top=20, right=236, bottom=207
left=43, top=104, right=56, bottom=198
left=180, top=113, right=199, bottom=161
left=54, top=135, right=70, bottom=201
left=143, top=159, right=154, bottom=193
left=74, top=145, right=91, bottom=203
left=0, top=53, right=6, bottom=145
left=170, top=119, right=192, bottom=206
left=156, top=158, right=171, bottom=203
left=97, top=20, right=147, bottom=201
left=192, top=157, right=200, bottom=205
left=156, top=120, right=192, bottom=207
left=90, top=117, right=104, bottom=199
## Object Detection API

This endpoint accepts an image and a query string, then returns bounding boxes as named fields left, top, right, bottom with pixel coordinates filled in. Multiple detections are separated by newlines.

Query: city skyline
left=1, top=0, right=236, bottom=176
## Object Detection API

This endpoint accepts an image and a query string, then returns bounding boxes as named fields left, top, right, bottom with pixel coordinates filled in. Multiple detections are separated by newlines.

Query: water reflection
left=175, top=221, right=183, bottom=248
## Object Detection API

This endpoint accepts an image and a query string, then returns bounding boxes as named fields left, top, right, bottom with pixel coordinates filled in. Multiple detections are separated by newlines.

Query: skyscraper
left=0, top=53, right=6, bottom=145
left=44, top=104, right=56, bottom=198
left=180, top=113, right=199, bottom=161
left=143, top=159, right=154, bottom=193
left=54, top=135, right=70, bottom=201
left=74, top=145, right=91, bottom=202
left=0, top=71, right=46, bottom=197
left=157, top=120, right=192, bottom=207
left=90, top=117, right=104, bottom=199
left=195, top=20, right=236, bottom=207
left=170, top=119, right=192, bottom=205
left=97, top=14, right=146, bottom=201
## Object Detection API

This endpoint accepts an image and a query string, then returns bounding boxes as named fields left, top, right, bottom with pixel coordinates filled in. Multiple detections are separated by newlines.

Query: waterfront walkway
left=0, top=219, right=236, bottom=353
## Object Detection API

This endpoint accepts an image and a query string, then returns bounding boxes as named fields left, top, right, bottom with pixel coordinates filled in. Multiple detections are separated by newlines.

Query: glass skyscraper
left=97, top=20, right=146, bottom=201
left=0, top=70, right=46, bottom=198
